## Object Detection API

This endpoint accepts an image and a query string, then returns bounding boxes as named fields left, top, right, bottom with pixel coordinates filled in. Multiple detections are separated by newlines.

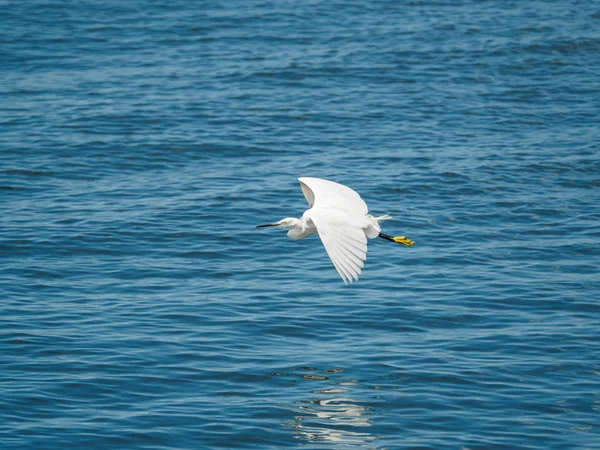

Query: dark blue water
left=2, top=1, right=599, bottom=448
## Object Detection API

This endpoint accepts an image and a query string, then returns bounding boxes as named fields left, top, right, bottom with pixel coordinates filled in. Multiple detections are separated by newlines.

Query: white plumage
left=257, top=177, right=413, bottom=284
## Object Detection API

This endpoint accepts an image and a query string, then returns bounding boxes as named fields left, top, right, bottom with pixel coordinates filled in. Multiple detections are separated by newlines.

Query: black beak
left=256, top=223, right=278, bottom=228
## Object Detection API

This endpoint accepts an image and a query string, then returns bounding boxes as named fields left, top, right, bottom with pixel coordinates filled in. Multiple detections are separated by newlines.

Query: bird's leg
left=378, top=233, right=415, bottom=246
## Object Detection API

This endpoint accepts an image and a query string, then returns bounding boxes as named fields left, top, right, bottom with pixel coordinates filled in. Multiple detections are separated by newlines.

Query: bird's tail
left=364, top=214, right=392, bottom=238
left=369, top=213, right=392, bottom=221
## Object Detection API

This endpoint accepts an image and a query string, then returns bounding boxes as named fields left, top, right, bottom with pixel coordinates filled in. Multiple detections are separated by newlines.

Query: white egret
left=257, top=177, right=414, bottom=284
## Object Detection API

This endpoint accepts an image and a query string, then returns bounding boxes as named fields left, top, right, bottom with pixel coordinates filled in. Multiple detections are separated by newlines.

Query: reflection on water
left=275, top=367, right=382, bottom=447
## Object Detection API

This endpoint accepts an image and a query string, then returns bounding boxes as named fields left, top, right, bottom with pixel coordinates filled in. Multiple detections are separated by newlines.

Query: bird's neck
left=287, top=218, right=315, bottom=240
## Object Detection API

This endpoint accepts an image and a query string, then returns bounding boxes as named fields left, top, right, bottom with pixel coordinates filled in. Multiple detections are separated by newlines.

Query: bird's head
left=256, top=217, right=301, bottom=229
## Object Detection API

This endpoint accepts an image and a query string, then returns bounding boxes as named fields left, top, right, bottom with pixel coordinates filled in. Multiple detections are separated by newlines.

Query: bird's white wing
left=309, top=208, right=368, bottom=285
left=298, top=177, right=368, bottom=215
left=299, top=178, right=316, bottom=207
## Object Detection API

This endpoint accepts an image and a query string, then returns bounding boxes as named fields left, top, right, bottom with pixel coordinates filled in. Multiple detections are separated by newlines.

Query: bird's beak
left=256, top=223, right=279, bottom=228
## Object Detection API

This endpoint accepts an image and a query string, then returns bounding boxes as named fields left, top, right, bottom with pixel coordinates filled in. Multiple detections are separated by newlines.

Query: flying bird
left=257, top=177, right=414, bottom=284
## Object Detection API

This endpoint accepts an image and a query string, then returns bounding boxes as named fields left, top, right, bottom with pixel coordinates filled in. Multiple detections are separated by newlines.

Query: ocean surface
left=1, top=1, right=599, bottom=449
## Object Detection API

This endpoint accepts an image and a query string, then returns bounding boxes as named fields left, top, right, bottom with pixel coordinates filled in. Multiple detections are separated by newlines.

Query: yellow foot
left=393, top=236, right=415, bottom=246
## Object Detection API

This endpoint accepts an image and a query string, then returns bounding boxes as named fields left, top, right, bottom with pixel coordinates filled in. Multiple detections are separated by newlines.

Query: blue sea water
left=1, top=0, right=600, bottom=448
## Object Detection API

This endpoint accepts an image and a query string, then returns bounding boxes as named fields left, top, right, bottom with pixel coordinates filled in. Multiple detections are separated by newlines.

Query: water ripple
left=2, top=0, right=599, bottom=449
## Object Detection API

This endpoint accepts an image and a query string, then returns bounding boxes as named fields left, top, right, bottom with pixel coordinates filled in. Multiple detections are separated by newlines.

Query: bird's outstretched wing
left=298, top=177, right=372, bottom=284
left=309, top=209, right=368, bottom=284
left=298, top=177, right=368, bottom=215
